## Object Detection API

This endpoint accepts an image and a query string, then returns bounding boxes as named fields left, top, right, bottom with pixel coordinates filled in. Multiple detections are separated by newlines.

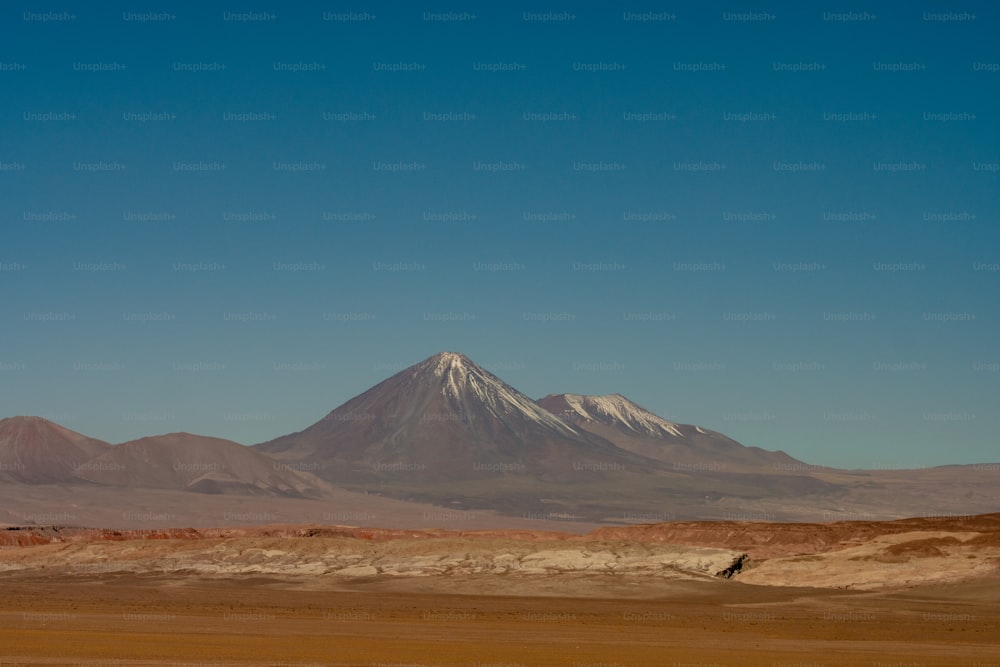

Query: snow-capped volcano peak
left=412, top=352, right=579, bottom=435
left=428, top=351, right=471, bottom=377
left=538, top=393, right=684, bottom=438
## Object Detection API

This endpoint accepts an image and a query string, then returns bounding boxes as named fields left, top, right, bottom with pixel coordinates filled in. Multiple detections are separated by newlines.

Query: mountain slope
left=257, top=352, right=658, bottom=483
left=0, top=416, right=111, bottom=483
left=75, top=433, right=328, bottom=498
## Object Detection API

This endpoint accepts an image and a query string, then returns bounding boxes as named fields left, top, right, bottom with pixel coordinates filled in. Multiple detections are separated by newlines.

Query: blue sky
left=2, top=1, right=997, bottom=468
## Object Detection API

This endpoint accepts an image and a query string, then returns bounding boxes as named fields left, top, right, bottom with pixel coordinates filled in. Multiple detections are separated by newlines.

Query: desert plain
left=2, top=514, right=999, bottom=666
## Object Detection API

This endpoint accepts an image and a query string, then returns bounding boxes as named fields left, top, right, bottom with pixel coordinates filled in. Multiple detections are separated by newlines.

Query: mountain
left=256, top=352, right=656, bottom=484
left=536, top=393, right=805, bottom=472
left=254, top=352, right=844, bottom=520
left=74, top=433, right=328, bottom=498
left=0, top=416, right=111, bottom=483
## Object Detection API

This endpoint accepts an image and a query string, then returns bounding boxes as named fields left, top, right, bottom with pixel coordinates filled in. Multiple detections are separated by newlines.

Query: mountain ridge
left=76, top=432, right=328, bottom=498
left=536, top=392, right=804, bottom=472
left=4, top=352, right=997, bottom=525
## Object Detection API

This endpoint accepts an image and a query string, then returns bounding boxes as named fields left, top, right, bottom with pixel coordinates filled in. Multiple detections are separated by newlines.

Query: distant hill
left=0, top=416, right=111, bottom=483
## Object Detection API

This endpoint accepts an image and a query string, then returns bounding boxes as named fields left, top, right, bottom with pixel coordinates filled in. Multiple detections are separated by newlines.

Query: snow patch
left=561, top=393, right=684, bottom=437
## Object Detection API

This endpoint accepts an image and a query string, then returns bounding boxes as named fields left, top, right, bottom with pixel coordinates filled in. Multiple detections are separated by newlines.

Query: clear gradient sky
left=2, top=1, right=998, bottom=468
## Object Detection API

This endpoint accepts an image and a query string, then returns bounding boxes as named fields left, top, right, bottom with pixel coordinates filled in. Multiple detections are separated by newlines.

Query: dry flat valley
left=2, top=513, right=999, bottom=666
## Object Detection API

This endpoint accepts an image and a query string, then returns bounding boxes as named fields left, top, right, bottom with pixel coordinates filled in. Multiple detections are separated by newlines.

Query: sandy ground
left=3, top=514, right=999, bottom=665
left=2, top=570, right=1000, bottom=666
